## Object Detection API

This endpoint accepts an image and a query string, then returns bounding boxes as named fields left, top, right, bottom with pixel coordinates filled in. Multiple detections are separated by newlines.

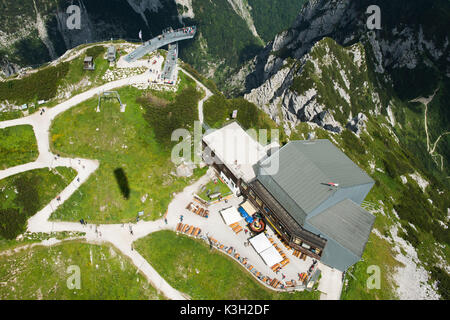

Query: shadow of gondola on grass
left=113, top=168, right=130, bottom=200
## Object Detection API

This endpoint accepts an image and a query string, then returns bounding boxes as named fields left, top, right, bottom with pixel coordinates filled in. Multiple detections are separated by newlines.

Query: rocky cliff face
left=238, top=0, right=449, bottom=136
left=244, top=38, right=380, bottom=135
left=0, top=0, right=302, bottom=80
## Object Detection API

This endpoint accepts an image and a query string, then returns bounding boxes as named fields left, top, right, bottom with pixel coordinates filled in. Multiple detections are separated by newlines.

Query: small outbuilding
left=107, top=46, right=116, bottom=63
left=83, top=56, right=95, bottom=70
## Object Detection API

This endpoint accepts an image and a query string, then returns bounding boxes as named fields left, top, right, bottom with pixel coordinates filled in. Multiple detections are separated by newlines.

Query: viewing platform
left=124, top=26, right=196, bottom=63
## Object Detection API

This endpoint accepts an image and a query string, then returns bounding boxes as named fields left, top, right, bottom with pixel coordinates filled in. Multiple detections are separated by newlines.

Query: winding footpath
left=0, top=67, right=213, bottom=300
left=410, top=88, right=450, bottom=173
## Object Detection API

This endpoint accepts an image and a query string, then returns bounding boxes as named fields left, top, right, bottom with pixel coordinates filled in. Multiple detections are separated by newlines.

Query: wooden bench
left=270, top=279, right=280, bottom=288
left=193, top=197, right=203, bottom=205
left=271, top=264, right=280, bottom=272
left=281, top=258, right=290, bottom=267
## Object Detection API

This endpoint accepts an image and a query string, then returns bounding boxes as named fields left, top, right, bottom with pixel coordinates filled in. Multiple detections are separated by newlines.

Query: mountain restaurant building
left=202, top=122, right=376, bottom=272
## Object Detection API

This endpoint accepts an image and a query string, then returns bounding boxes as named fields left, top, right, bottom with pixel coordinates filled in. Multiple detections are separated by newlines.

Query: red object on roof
left=327, top=182, right=339, bottom=187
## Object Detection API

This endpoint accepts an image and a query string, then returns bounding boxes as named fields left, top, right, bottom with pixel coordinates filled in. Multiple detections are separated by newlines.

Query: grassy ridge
left=203, top=94, right=286, bottom=143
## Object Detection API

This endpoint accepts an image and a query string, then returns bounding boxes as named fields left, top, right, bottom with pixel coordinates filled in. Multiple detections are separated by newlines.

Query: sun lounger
left=229, top=222, right=239, bottom=228
left=186, top=202, right=193, bottom=210
left=182, top=224, right=189, bottom=233
left=176, top=223, right=183, bottom=232
left=302, top=254, right=307, bottom=261
left=234, top=225, right=243, bottom=234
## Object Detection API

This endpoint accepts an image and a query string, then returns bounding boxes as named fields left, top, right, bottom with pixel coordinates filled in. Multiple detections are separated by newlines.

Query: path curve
left=0, top=65, right=214, bottom=300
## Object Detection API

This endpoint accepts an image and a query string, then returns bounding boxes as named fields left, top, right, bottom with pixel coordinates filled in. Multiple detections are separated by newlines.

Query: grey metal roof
left=307, top=199, right=375, bottom=258
left=257, top=140, right=373, bottom=217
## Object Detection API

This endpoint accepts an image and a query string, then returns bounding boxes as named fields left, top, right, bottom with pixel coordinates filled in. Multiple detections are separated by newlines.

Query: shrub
left=85, top=46, right=105, bottom=60
left=0, top=208, right=26, bottom=240
left=141, top=86, right=201, bottom=145
left=0, top=62, right=69, bottom=104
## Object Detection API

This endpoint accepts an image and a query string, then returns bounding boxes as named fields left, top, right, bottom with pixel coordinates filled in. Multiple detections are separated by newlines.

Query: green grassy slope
left=49, top=85, right=206, bottom=223
left=0, top=167, right=76, bottom=240
left=0, top=125, right=38, bottom=169
left=0, top=241, right=163, bottom=300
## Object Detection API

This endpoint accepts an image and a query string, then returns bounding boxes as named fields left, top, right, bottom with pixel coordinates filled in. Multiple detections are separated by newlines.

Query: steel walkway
left=124, top=26, right=196, bottom=63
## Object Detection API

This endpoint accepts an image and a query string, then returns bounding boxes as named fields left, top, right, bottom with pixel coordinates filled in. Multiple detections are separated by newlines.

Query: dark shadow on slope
left=113, top=168, right=130, bottom=200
